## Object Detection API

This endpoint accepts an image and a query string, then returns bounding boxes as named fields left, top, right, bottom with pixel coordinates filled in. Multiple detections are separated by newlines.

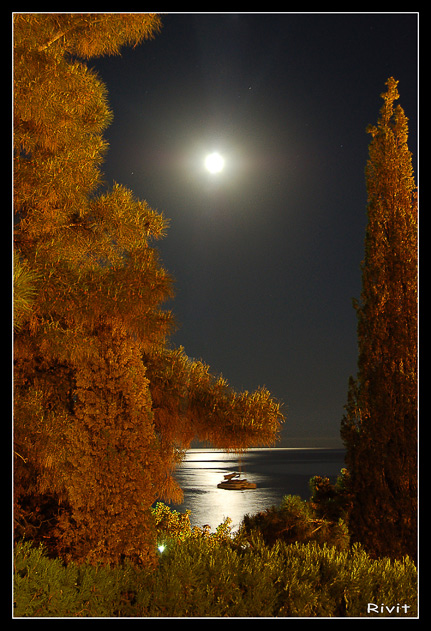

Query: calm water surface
left=170, top=448, right=346, bottom=531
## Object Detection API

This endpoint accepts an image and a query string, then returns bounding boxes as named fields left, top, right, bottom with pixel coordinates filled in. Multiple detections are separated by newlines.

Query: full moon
left=205, top=152, right=225, bottom=174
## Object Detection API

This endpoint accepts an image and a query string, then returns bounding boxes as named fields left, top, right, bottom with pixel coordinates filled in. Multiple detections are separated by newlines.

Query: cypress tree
left=341, top=78, right=418, bottom=559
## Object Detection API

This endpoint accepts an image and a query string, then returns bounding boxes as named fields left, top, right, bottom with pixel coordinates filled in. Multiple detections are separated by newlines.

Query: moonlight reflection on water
left=169, top=448, right=346, bottom=531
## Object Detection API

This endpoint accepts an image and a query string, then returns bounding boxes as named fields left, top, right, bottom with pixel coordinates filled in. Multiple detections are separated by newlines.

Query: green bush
left=309, top=469, right=354, bottom=523
left=14, top=537, right=417, bottom=617
left=151, top=501, right=233, bottom=548
left=239, top=494, right=350, bottom=550
left=13, top=540, right=143, bottom=617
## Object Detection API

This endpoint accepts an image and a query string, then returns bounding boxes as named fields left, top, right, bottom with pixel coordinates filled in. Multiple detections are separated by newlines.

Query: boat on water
left=217, top=472, right=257, bottom=490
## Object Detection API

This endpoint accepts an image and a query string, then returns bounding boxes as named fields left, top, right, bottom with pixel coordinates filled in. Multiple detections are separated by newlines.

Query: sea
left=169, top=448, right=346, bottom=532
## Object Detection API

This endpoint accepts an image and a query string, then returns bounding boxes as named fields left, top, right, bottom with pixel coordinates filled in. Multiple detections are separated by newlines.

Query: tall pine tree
left=341, top=78, right=417, bottom=560
left=13, top=14, right=283, bottom=566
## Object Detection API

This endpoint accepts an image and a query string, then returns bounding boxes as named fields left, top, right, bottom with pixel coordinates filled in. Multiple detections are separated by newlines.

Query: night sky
left=92, top=13, right=418, bottom=448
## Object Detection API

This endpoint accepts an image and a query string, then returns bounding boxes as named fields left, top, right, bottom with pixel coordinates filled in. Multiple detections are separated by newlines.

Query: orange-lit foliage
left=145, top=347, right=283, bottom=504
left=14, top=14, right=283, bottom=566
left=55, top=325, right=166, bottom=566
left=341, top=78, right=417, bottom=560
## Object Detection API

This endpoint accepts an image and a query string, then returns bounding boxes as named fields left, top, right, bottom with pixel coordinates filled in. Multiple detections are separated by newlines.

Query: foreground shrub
left=309, top=469, right=354, bottom=523
left=151, top=501, right=233, bottom=548
left=14, top=538, right=417, bottom=617
left=13, top=540, right=143, bottom=617
left=239, top=494, right=350, bottom=550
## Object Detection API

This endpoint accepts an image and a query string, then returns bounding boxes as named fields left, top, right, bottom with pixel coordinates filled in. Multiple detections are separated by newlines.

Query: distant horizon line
left=186, top=446, right=346, bottom=452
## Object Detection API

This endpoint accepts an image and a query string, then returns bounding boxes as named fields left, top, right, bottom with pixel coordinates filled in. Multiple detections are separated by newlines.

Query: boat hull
left=217, top=480, right=257, bottom=490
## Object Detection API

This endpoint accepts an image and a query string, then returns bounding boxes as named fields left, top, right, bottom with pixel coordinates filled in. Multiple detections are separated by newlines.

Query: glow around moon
left=205, top=152, right=225, bottom=174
